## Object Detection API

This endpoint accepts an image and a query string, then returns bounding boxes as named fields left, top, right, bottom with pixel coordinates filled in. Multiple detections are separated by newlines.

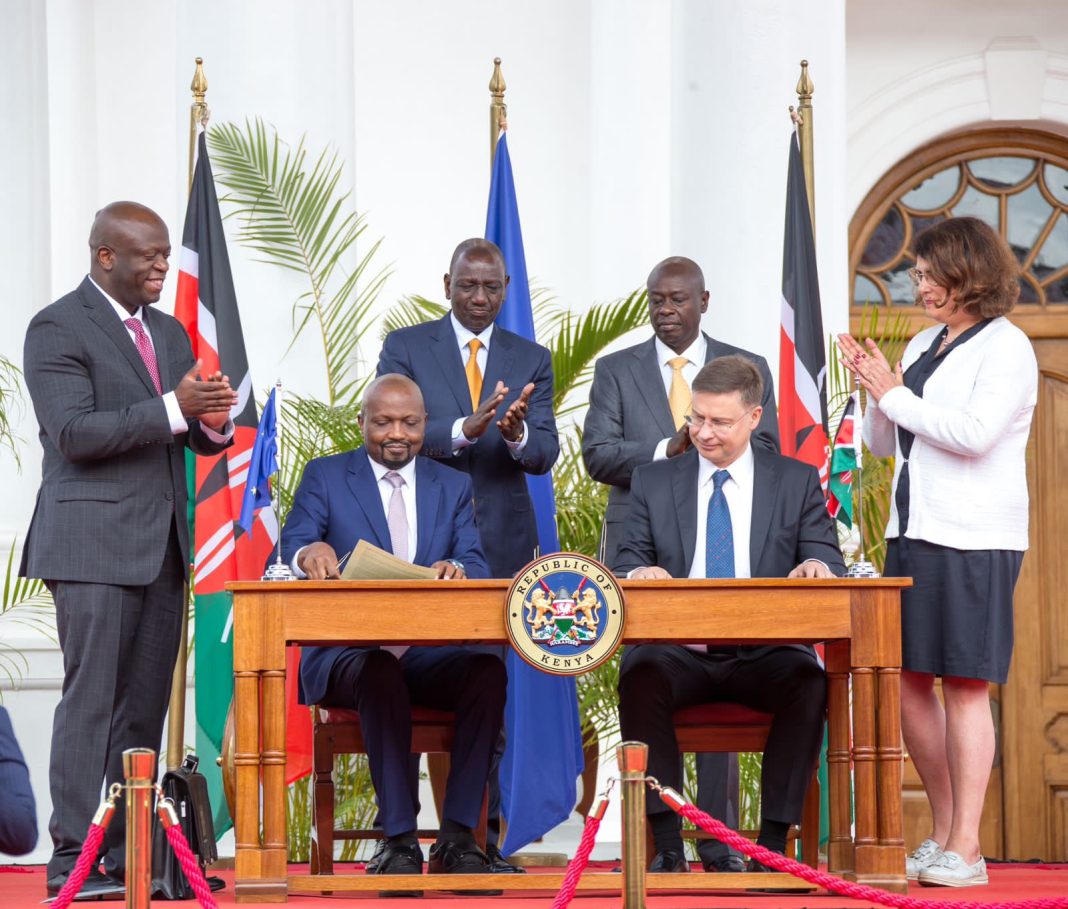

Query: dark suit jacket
left=582, top=333, right=779, bottom=564
left=377, top=315, right=559, bottom=577
left=281, top=447, right=490, bottom=705
left=20, top=277, right=231, bottom=585
left=615, top=445, right=845, bottom=657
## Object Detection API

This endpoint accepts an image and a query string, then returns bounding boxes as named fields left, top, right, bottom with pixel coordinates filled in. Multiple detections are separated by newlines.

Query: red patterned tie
left=124, top=318, right=163, bottom=394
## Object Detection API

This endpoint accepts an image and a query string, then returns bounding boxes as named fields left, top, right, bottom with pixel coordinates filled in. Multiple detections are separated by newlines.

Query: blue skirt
left=884, top=537, right=1023, bottom=684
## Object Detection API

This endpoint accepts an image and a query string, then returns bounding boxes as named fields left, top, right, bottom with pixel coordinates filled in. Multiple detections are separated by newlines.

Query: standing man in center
left=378, top=238, right=559, bottom=580
left=377, top=237, right=559, bottom=869
left=582, top=255, right=778, bottom=872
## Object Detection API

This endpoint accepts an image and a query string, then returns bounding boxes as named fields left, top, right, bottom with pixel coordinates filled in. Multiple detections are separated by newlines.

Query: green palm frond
left=545, top=289, right=648, bottom=416
left=0, top=355, right=24, bottom=470
left=380, top=295, right=449, bottom=340
left=208, top=119, right=389, bottom=406
left=1, top=540, right=55, bottom=701
left=274, top=394, right=365, bottom=524
left=554, top=430, right=607, bottom=558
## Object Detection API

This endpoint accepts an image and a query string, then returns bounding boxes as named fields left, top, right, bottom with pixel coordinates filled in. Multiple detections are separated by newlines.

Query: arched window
left=850, top=127, right=1068, bottom=336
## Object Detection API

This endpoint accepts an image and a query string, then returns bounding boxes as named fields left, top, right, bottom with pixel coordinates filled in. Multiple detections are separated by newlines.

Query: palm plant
left=208, top=118, right=385, bottom=859
left=0, top=356, right=55, bottom=701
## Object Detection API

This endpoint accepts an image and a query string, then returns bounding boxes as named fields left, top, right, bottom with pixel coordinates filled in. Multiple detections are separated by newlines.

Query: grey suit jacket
left=20, top=277, right=231, bottom=586
left=582, top=332, right=779, bottom=565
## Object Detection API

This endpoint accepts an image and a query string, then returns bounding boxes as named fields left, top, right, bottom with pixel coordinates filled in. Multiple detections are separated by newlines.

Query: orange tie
left=465, top=338, right=483, bottom=411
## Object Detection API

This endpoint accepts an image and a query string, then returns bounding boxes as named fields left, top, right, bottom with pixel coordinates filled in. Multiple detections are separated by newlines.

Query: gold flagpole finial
left=489, top=57, right=508, bottom=167
left=794, top=59, right=816, bottom=236
left=187, top=57, right=211, bottom=191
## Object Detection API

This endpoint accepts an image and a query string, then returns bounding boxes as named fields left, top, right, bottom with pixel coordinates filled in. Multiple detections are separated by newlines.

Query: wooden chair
left=664, top=702, right=822, bottom=869
left=309, top=705, right=488, bottom=875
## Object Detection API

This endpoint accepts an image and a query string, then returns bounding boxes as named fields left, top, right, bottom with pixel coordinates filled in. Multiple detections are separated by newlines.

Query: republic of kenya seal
left=505, top=553, right=625, bottom=676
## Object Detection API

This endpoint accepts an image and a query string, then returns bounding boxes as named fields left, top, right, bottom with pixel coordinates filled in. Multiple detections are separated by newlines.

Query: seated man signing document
left=615, top=356, right=845, bottom=879
left=282, top=374, right=504, bottom=886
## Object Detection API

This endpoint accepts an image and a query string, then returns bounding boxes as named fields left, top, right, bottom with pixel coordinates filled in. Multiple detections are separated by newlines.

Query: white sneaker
left=918, top=850, right=988, bottom=887
left=905, top=838, right=942, bottom=881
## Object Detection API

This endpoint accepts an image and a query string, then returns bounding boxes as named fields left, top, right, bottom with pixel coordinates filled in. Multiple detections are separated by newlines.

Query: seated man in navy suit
left=282, top=374, right=505, bottom=885
left=615, top=356, right=845, bottom=880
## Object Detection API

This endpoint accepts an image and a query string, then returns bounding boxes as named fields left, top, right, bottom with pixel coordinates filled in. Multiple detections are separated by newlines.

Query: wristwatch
left=447, top=559, right=464, bottom=571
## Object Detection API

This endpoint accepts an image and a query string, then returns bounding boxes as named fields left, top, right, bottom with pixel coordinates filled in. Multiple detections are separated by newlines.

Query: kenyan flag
left=175, top=129, right=310, bottom=836
left=827, top=391, right=860, bottom=528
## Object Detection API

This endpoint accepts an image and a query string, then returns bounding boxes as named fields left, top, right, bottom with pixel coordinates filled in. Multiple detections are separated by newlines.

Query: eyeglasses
left=907, top=267, right=941, bottom=287
left=684, top=407, right=756, bottom=436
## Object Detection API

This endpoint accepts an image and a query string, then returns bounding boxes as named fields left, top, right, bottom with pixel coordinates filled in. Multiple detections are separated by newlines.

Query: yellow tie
left=667, top=357, right=691, bottom=430
left=465, top=338, right=483, bottom=411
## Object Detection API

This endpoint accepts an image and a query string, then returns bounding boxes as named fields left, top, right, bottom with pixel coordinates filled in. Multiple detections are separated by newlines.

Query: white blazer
left=863, top=316, right=1037, bottom=551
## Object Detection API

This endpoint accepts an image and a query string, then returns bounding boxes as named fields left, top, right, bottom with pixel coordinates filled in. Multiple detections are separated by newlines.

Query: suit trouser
left=323, top=646, right=506, bottom=838
left=46, top=525, right=184, bottom=879
left=618, top=644, right=826, bottom=826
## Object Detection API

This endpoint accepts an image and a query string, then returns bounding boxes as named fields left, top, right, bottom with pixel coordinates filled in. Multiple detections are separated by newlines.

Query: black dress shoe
left=45, top=868, right=125, bottom=901
left=485, top=844, right=526, bottom=874
left=369, top=840, right=424, bottom=898
left=703, top=854, right=746, bottom=873
left=428, top=839, right=503, bottom=895
left=365, top=838, right=387, bottom=873
left=746, top=855, right=798, bottom=893
left=648, top=850, right=690, bottom=873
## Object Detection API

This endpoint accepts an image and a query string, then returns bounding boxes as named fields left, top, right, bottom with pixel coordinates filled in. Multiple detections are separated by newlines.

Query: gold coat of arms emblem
left=505, top=553, right=625, bottom=675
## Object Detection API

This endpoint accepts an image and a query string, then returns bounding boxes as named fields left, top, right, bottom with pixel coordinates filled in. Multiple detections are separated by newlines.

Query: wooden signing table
left=228, top=577, right=910, bottom=901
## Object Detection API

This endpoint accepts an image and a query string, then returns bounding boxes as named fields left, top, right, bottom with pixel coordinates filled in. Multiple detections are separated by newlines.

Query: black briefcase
left=152, top=754, right=222, bottom=899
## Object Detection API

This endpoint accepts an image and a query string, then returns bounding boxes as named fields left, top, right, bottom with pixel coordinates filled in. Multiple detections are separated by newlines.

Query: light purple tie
left=383, top=471, right=409, bottom=658
left=124, top=318, right=163, bottom=394
left=384, top=471, right=408, bottom=561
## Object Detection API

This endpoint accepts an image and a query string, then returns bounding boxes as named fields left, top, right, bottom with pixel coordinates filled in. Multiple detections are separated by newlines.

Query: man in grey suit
left=582, top=256, right=778, bottom=872
left=21, top=201, right=236, bottom=898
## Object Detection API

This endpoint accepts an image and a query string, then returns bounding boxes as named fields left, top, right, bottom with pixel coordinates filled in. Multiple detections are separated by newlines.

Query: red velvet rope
left=164, top=823, right=219, bottom=909
left=49, top=822, right=106, bottom=909
left=551, top=812, right=602, bottom=909
left=666, top=794, right=1068, bottom=909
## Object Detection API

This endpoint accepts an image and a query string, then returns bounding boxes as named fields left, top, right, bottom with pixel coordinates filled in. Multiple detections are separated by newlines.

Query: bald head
left=359, top=374, right=427, bottom=469
left=88, top=201, right=171, bottom=314
left=646, top=256, right=710, bottom=354
left=647, top=256, right=705, bottom=294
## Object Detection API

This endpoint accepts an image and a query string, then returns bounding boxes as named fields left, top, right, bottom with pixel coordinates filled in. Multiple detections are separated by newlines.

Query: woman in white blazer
left=839, top=217, right=1037, bottom=889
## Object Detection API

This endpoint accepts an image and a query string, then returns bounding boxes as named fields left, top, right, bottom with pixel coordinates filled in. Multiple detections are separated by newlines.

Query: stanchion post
left=617, top=741, right=648, bottom=909
left=123, top=748, right=156, bottom=909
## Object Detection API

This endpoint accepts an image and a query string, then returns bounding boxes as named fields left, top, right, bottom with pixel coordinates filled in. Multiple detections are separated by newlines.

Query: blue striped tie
left=705, top=469, right=735, bottom=579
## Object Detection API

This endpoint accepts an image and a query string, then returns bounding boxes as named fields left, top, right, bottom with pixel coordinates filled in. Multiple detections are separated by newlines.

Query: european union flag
left=485, top=132, right=584, bottom=855
left=238, top=387, right=277, bottom=533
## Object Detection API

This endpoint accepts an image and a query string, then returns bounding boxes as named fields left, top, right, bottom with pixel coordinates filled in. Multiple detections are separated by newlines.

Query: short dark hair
left=691, top=355, right=763, bottom=408
left=912, top=217, right=1020, bottom=317
left=449, top=238, right=505, bottom=274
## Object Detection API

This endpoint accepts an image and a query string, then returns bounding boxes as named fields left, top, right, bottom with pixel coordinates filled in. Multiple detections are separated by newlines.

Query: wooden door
left=1001, top=342, right=1068, bottom=862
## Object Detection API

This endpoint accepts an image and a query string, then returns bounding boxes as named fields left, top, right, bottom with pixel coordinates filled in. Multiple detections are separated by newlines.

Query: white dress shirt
left=91, top=276, right=233, bottom=442
left=449, top=312, right=527, bottom=455
left=652, top=333, right=707, bottom=461
left=688, top=443, right=754, bottom=580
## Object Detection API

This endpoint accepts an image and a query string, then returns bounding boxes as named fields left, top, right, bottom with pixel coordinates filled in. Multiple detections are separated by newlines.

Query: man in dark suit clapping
left=21, top=202, right=236, bottom=898
left=616, top=355, right=844, bottom=880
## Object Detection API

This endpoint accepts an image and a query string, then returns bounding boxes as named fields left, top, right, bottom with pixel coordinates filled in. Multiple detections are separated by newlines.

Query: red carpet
left=3, top=862, right=1066, bottom=907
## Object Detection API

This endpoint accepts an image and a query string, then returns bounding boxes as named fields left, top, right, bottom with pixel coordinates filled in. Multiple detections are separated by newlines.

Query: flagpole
left=792, top=59, right=816, bottom=237
left=263, top=380, right=296, bottom=581
left=165, top=57, right=211, bottom=771
left=846, top=379, right=879, bottom=578
left=489, top=57, right=507, bottom=168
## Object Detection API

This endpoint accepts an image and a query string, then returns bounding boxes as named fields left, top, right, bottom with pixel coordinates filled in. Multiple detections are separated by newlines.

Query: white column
left=671, top=0, right=849, bottom=370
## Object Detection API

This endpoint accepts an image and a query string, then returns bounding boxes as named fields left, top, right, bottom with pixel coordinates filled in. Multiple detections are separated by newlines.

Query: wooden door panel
left=1003, top=348, right=1068, bottom=861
